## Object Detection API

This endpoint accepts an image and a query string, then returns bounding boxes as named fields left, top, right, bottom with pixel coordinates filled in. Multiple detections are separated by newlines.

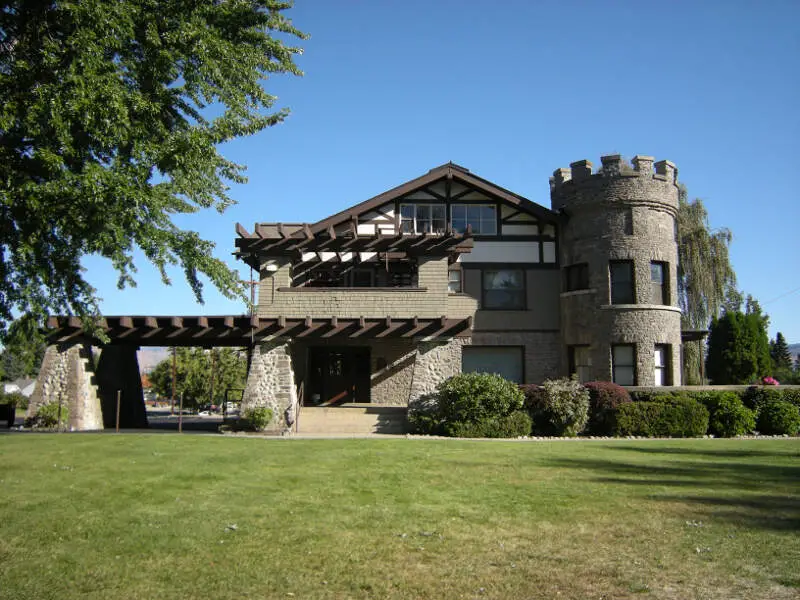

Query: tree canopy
left=706, top=296, right=771, bottom=385
left=0, top=313, right=46, bottom=380
left=149, top=347, right=247, bottom=407
left=0, top=1, right=306, bottom=328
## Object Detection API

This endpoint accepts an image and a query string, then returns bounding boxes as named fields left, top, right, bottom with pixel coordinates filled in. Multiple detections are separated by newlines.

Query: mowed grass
left=0, top=436, right=798, bottom=600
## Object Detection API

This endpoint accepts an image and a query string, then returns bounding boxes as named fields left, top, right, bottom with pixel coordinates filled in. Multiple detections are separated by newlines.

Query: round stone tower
left=550, top=154, right=682, bottom=386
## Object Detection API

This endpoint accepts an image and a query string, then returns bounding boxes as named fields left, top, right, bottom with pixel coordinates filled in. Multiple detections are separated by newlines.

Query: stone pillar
left=408, top=338, right=465, bottom=403
left=94, top=346, right=148, bottom=429
left=29, top=343, right=104, bottom=431
left=241, top=341, right=297, bottom=433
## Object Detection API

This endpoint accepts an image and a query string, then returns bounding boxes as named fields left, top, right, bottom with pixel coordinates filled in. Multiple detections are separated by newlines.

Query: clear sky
left=83, top=0, right=800, bottom=342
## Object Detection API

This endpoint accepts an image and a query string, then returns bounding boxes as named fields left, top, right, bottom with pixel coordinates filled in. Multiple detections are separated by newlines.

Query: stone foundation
left=241, top=341, right=297, bottom=432
left=408, top=338, right=468, bottom=402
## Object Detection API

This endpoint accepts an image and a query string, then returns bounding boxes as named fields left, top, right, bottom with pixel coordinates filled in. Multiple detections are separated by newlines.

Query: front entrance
left=307, top=347, right=371, bottom=405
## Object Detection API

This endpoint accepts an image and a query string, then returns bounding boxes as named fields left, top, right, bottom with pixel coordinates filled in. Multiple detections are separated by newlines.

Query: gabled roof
left=307, top=162, right=559, bottom=234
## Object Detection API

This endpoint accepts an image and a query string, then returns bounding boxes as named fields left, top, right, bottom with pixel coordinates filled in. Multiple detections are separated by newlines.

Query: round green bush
left=437, top=372, right=524, bottom=426
left=243, top=407, right=273, bottom=431
left=583, top=381, right=631, bottom=436
left=756, top=400, right=800, bottom=435
left=742, top=386, right=782, bottom=410
left=528, top=377, right=590, bottom=437
left=706, top=392, right=756, bottom=437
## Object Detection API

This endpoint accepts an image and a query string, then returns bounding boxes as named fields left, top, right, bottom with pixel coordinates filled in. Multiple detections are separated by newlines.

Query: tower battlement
left=549, top=154, right=678, bottom=193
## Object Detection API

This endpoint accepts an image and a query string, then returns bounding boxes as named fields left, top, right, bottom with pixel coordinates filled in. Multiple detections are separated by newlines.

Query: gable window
left=612, top=344, right=636, bottom=385
left=650, top=262, right=668, bottom=305
left=564, top=263, right=589, bottom=292
left=610, top=260, right=634, bottom=304
left=654, top=344, right=670, bottom=386
left=568, top=345, right=592, bottom=383
left=483, top=269, right=525, bottom=310
left=448, top=269, right=462, bottom=294
left=451, top=204, right=497, bottom=235
left=400, top=203, right=445, bottom=234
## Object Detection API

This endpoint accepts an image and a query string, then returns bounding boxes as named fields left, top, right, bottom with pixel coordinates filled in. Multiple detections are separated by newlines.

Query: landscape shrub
left=407, top=394, right=444, bottom=435
left=526, top=377, right=590, bottom=437
left=756, top=400, right=800, bottom=435
left=1, top=391, right=28, bottom=410
left=242, top=407, right=273, bottom=431
left=583, top=381, right=631, bottom=436
left=437, top=372, right=524, bottom=429
left=703, top=392, right=756, bottom=437
left=742, top=386, right=782, bottom=410
left=615, top=395, right=709, bottom=438
left=777, top=387, right=800, bottom=408
left=446, top=410, right=532, bottom=438
left=25, top=403, right=69, bottom=429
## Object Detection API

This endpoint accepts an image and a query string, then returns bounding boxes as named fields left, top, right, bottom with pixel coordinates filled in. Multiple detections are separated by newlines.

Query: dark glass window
left=612, top=344, right=636, bottom=385
left=564, top=263, right=589, bottom=292
left=568, top=345, right=592, bottom=383
left=483, top=269, right=525, bottom=310
left=451, top=204, right=497, bottom=235
left=610, top=261, right=634, bottom=304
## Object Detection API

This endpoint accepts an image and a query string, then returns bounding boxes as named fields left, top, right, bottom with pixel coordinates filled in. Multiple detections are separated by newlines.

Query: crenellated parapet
left=550, top=154, right=679, bottom=214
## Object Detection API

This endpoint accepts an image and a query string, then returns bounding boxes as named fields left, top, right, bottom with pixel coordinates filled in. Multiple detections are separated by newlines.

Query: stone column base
left=241, top=341, right=297, bottom=433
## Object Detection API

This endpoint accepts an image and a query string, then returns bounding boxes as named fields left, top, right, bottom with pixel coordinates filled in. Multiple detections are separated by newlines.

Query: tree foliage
left=149, top=347, right=247, bottom=407
left=0, top=313, right=46, bottom=380
left=0, top=1, right=306, bottom=327
left=706, top=299, right=771, bottom=384
left=676, top=187, right=738, bottom=383
left=770, top=332, right=793, bottom=371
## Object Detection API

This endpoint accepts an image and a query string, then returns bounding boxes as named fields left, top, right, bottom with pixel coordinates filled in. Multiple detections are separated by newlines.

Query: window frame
left=564, top=263, right=589, bottom=292
left=462, top=345, right=525, bottom=384
left=609, top=260, right=635, bottom=304
left=650, top=261, right=668, bottom=305
left=481, top=268, right=526, bottom=311
left=568, top=345, right=592, bottom=383
left=654, top=344, right=670, bottom=386
left=400, top=203, right=446, bottom=234
left=611, top=344, right=636, bottom=386
left=450, top=203, right=497, bottom=235
left=447, top=269, right=462, bottom=294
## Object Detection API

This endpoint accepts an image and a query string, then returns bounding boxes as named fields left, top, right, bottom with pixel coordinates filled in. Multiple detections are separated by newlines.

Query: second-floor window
left=564, top=263, right=589, bottom=292
left=483, top=269, right=525, bottom=310
left=400, top=203, right=446, bottom=234
left=650, top=262, right=668, bottom=305
left=451, top=204, right=497, bottom=235
left=610, top=260, right=634, bottom=304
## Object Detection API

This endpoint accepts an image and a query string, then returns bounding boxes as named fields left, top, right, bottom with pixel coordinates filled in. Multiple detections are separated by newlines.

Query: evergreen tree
left=706, top=299, right=771, bottom=384
left=770, top=332, right=793, bottom=370
left=0, top=1, right=306, bottom=328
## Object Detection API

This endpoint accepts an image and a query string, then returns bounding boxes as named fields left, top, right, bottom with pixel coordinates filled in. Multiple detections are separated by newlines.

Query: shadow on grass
left=547, top=447, right=800, bottom=532
left=604, top=445, right=799, bottom=459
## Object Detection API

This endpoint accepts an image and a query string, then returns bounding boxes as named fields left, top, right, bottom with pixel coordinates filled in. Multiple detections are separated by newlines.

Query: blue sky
left=83, top=0, right=800, bottom=342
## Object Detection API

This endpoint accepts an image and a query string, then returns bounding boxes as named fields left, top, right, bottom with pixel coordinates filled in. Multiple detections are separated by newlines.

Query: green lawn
left=1, top=436, right=798, bottom=600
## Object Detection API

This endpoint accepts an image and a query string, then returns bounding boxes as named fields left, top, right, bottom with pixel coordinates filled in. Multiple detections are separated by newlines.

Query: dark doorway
left=307, top=347, right=371, bottom=405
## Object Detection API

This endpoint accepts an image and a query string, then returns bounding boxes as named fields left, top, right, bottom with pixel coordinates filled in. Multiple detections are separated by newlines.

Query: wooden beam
left=413, top=316, right=419, bottom=328
left=304, top=316, right=312, bottom=328
left=224, top=316, right=234, bottom=328
left=359, top=316, right=366, bottom=328
left=277, top=315, right=286, bottom=328
left=330, top=316, right=338, bottom=328
left=349, top=215, right=359, bottom=239
left=46, top=316, right=60, bottom=329
left=144, top=317, right=158, bottom=329
left=303, top=223, right=313, bottom=239
left=235, top=222, right=251, bottom=238
left=120, top=316, right=134, bottom=329
left=68, top=316, right=82, bottom=329
left=250, top=315, right=259, bottom=328
left=198, top=316, right=209, bottom=328
left=170, top=316, right=183, bottom=328
left=277, top=223, right=288, bottom=239
left=327, top=224, right=336, bottom=240
left=465, top=316, right=473, bottom=329
left=385, top=316, right=392, bottom=328
left=440, top=315, right=447, bottom=329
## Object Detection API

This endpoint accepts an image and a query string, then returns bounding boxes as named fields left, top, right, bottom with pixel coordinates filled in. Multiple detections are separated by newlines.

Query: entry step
left=297, top=404, right=408, bottom=434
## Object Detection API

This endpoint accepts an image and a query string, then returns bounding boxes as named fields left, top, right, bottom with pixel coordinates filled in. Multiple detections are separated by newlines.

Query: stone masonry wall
left=242, top=341, right=297, bottom=432
left=29, top=344, right=104, bottom=430
left=471, top=331, right=561, bottom=384
left=408, top=338, right=469, bottom=402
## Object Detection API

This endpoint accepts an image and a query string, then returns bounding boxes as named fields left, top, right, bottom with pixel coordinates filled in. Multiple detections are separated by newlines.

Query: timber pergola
left=233, top=222, right=473, bottom=268
left=45, top=315, right=473, bottom=347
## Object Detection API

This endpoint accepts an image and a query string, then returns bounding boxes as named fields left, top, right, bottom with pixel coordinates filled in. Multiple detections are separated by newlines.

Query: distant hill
left=138, top=347, right=170, bottom=373
left=788, top=344, right=800, bottom=361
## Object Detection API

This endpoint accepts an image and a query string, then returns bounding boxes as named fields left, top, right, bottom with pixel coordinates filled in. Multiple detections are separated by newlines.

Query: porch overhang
left=45, top=315, right=473, bottom=346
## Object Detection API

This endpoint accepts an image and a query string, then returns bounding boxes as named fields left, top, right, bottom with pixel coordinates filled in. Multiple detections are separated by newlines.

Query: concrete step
left=297, top=404, right=408, bottom=434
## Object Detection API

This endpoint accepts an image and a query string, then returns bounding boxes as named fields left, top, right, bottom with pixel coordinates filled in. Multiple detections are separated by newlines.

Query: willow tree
left=0, top=1, right=306, bottom=329
left=676, top=186, right=738, bottom=383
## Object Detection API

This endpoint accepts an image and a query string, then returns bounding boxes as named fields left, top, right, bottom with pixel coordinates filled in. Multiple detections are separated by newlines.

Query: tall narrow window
left=568, top=346, right=592, bottom=383
left=448, top=269, right=462, bottom=294
left=610, top=260, right=634, bottom=304
left=650, top=262, right=668, bottom=305
left=654, top=345, right=670, bottom=386
left=483, top=269, right=525, bottom=310
left=612, top=344, right=636, bottom=385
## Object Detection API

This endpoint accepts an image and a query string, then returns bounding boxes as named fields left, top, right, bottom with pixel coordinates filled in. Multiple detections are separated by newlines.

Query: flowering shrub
left=583, top=381, right=631, bottom=435
left=761, top=376, right=780, bottom=386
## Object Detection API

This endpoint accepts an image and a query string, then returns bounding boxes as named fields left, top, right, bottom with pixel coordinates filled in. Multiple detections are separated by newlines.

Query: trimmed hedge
left=583, top=381, right=631, bottom=436
left=447, top=411, right=532, bottom=438
left=615, top=395, right=709, bottom=438
left=700, top=392, right=756, bottom=437
left=756, top=400, right=800, bottom=435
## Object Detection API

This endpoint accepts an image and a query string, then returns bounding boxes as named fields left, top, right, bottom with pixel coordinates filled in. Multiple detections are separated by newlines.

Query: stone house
left=236, top=154, right=682, bottom=428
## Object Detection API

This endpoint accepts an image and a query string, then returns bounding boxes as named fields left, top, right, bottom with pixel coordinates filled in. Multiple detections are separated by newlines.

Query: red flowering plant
left=761, top=376, right=780, bottom=386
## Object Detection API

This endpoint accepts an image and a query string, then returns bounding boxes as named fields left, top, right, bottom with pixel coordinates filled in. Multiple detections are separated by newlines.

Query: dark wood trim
left=276, top=287, right=428, bottom=293
left=461, top=262, right=557, bottom=270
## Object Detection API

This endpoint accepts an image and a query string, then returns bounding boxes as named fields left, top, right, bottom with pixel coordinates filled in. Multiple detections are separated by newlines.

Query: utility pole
left=171, top=347, right=177, bottom=415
